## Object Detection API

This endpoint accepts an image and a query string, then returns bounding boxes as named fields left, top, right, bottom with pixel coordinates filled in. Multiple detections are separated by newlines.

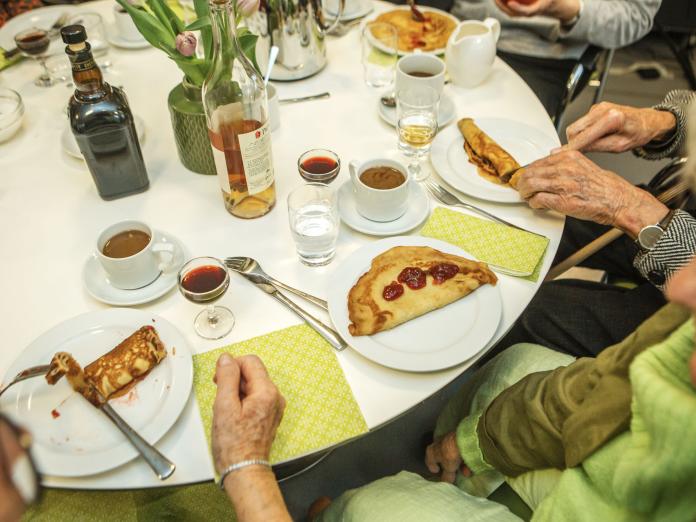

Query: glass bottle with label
left=61, top=25, right=149, bottom=200
left=202, top=0, right=276, bottom=219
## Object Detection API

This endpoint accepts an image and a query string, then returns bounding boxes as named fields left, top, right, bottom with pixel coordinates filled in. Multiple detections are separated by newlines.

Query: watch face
left=639, top=225, right=664, bottom=250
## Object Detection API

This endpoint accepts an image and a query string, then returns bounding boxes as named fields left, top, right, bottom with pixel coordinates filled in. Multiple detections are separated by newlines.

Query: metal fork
left=423, top=179, right=546, bottom=238
left=0, top=364, right=51, bottom=399
left=225, top=257, right=328, bottom=310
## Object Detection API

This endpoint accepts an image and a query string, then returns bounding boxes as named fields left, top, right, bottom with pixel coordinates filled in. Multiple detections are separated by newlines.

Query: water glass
left=287, top=183, right=340, bottom=266
left=396, top=86, right=439, bottom=181
left=362, top=22, right=398, bottom=89
left=68, top=13, right=109, bottom=56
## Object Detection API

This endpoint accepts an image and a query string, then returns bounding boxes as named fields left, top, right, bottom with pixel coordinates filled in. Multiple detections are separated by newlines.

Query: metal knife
left=247, top=278, right=347, bottom=352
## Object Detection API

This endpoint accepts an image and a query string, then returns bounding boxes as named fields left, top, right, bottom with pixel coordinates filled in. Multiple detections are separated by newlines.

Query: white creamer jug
left=445, top=18, right=501, bottom=88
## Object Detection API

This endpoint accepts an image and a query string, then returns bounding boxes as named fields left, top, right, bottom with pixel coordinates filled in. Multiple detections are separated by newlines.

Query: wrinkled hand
left=517, top=151, right=668, bottom=237
left=212, top=354, right=286, bottom=473
left=560, top=102, right=677, bottom=153
left=494, top=0, right=580, bottom=23
left=425, top=432, right=471, bottom=483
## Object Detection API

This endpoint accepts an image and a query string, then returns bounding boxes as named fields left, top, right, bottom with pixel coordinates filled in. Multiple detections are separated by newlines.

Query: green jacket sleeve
left=472, top=303, right=690, bottom=477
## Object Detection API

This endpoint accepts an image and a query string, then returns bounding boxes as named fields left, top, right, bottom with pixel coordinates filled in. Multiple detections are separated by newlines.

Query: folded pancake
left=46, top=326, right=167, bottom=405
left=374, top=10, right=457, bottom=52
left=458, top=118, right=525, bottom=188
left=348, top=246, right=497, bottom=336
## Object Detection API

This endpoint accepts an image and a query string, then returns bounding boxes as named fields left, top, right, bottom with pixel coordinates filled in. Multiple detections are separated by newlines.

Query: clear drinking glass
left=396, top=86, right=439, bottom=181
left=297, top=148, right=341, bottom=184
left=68, top=13, right=109, bottom=56
left=287, top=183, right=340, bottom=266
left=178, top=256, right=235, bottom=339
left=13, top=28, right=53, bottom=87
left=362, top=22, right=398, bottom=88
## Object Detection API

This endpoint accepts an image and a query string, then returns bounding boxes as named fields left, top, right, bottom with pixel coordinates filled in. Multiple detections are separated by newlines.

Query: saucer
left=106, top=24, right=150, bottom=49
left=338, top=180, right=430, bottom=236
left=62, top=116, right=145, bottom=159
left=82, top=230, right=186, bottom=306
left=378, top=92, right=456, bottom=129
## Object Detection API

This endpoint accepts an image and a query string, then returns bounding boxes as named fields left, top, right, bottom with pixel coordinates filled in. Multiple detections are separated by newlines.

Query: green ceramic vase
left=167, top=77, right=216, bottom=175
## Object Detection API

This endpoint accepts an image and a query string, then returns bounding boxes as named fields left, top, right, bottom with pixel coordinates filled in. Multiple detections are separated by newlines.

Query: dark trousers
left=489, top=218, right=667, bottom=359
left=498, top=51, right=577, bottom=118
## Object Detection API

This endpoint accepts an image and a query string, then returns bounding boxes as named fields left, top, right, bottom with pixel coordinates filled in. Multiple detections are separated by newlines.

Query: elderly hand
left=560, top=102, right=677, bottom=153
left=212, top=354, right=286, bottom=474
left=494, top=0, right=580, bottom=23
left=517, top=150, right=669, bottom=237
left=425, top=432, right=471, bottom=483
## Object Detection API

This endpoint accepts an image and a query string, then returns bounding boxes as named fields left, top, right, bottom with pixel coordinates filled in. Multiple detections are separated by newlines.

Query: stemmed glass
left=178, top=256, right=235, bottom=339
left=396, top=86, right=439, bottom=181
left=14, top=28, right=53, bottom=87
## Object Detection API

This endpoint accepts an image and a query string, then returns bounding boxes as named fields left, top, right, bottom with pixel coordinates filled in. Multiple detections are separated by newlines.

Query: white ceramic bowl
left=0, top=88, right=24, bottom=142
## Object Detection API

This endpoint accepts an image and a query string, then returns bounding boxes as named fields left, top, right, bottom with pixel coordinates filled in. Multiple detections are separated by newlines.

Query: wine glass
left=362, top=22, right=398, bottom=89
left=396, top=86, right=439, bottom=181
left=177, top=256, right=235, bottom=339
left=14, top=28, right=53, bottom=87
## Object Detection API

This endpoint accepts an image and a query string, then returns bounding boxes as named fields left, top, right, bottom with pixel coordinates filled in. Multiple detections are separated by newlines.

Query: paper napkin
left=420, top=207, right=549, bottom=282
left=193, top=324, right=368, bottom=467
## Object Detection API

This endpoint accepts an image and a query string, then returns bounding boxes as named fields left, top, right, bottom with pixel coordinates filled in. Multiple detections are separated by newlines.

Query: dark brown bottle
left=62, top=25, right=149, bottom=200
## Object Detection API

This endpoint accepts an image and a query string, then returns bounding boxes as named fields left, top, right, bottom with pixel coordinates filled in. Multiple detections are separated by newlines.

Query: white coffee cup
left=349, top=159, right=410, bottom=222
left=266, top=83, right=280, bottom=132
left=96, top=220, right=175, bottom=290
left=113, top=5, right=143, bottom=42
left=445, top=18, right=500, bottom=88
left=395, top=53, right=446, bottom=98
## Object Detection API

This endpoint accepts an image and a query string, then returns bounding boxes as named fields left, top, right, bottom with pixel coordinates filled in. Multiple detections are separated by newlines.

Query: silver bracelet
left=218, top=459, right=271, bottom=489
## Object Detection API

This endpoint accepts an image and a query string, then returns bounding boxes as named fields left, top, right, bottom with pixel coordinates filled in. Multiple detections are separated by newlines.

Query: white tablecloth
left=0, top=0, right=563, bottom=489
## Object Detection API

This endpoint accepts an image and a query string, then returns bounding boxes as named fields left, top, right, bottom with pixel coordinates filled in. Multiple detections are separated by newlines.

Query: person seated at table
left=449, top=0, right=661, bottom=117
left=212, top=256, right=696, bottom=522
left=0, top=0, right=44, bottom=28
left=495, top=89, right=696, bottom=358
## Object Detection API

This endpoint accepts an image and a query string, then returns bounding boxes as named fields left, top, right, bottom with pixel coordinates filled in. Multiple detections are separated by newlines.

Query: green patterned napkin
left=420, top=207, right=549, bottom=282
left=193, top=324, right=368, bottom=470
left=0, top=48, right=22, bottom=72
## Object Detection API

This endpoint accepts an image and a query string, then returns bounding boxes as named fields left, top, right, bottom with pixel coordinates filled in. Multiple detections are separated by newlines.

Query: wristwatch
left=637, top=210, right=675, bottom=251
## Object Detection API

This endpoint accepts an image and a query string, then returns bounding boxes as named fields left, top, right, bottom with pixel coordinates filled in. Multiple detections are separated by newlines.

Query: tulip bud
left=175, top=31, right=197, bottom=57
left=237, top=0, right=260, bottom=17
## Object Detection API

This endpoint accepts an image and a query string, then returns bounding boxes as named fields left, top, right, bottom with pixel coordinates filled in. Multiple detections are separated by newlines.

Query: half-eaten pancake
left=458, top=118, right=525, bottom=188
left=348, top=246, right=497, bottom=336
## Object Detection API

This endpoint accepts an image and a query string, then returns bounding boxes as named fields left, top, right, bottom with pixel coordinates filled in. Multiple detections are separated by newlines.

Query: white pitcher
left=445, top=18, right=501, bottom=88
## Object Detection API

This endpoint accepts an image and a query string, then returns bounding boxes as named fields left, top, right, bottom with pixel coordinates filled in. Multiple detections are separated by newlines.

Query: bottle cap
left=61, top=25, right=88, bottom=45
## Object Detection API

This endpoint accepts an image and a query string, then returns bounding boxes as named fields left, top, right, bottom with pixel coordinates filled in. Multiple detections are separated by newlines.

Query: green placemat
left=420, top=207, right=549, bottom=282
left=193, top=324, right=368, bottom=472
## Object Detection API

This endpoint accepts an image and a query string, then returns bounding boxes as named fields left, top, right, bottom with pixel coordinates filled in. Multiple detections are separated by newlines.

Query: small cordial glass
left=178, top=256, right=235, bottom=339
left=14, top=28, right=53, bottom=87
left=297, top=149, right=341, bottom=184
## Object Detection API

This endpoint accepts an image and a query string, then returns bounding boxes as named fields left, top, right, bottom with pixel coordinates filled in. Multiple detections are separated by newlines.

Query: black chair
left=653, top=0, right=696, bottom=90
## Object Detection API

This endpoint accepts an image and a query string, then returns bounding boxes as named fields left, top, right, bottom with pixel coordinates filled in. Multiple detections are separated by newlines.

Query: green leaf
left=115, top=0, right=176, bottom=51
left=184, top=15, right=210, bottom=32
left=193, top=0, right=212, bottom=60
left=159, top=0, right=185, bottom=34
left=146, top=0, right=176, bottom=38
left=238, top=32, right=260, bottom=74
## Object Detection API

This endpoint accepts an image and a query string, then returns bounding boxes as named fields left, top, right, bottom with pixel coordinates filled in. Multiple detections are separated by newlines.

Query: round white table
left=0, top=0, right=563, bottom=490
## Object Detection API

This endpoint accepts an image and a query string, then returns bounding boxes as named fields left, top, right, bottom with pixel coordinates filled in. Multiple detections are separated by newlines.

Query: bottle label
left=237, top=122, right=274, bottom=195
left=72, top=57, right=97, bottom=72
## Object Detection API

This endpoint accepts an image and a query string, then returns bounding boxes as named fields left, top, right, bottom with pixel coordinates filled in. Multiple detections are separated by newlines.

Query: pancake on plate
left=373, top=9, right=457, bottom=52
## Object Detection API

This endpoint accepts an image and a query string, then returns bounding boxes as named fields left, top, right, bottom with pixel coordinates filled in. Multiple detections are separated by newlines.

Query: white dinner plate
left=363, top=6, right=460, bottom=56
left=326, top=0, right=373, bottom=21
left=106, top=24, right=150, bottom=50
left=0, top=5, right=77, bottom=57
left=62, top=115, right=146, bottom=159
left=82, top=230, right=186, bottom=306
left=430, top=119, right=558, bottom=204
left=338, top=180, right=430, bottom=236
left=378, top=92, right=455, bottom=129
left=328, top=236, right=502, bottom=372
left=0, top=309, right=193, bottom=478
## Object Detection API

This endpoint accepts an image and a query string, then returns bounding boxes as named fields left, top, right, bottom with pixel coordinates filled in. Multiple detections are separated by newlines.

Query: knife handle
left=270, top=291, right=347, bottom=351
left=101, top=403, right=176, bottom=480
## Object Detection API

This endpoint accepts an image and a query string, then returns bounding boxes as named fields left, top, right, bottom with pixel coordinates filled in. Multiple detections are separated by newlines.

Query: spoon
left=264, top=46, right=279, bottom=86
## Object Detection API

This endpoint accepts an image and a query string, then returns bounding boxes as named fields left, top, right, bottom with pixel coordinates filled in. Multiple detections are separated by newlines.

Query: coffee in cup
left=396, top=54, right=446, bottom=98
left=349, top=159, right=410, bottom=222
left=96, top=220, right=175, bottom=290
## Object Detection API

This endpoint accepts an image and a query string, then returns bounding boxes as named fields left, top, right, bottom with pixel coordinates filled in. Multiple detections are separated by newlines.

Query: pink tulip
left=176, top=31, right=197, bottom=57
left=237, top=0, right=260, bottom=17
